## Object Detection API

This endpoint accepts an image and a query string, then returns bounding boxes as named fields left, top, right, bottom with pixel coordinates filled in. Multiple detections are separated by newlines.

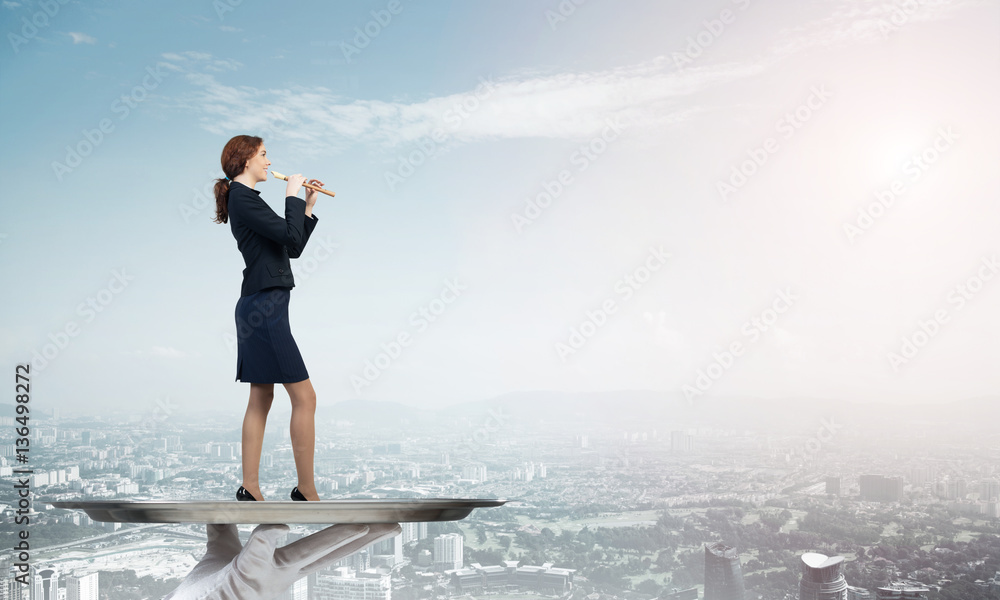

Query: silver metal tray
left=48, top=498, right=506, bottom=524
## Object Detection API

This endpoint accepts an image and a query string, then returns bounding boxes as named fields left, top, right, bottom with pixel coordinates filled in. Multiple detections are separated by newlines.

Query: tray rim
left=44, top=498, right=508, bottom=524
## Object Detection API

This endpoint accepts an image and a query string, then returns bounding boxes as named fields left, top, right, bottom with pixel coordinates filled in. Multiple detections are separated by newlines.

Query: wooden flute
left=270, top=171, right=336, bottom=197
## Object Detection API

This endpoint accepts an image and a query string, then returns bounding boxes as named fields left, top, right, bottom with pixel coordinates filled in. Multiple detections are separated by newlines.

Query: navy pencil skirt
left=234, top=287, right=309, bottom=384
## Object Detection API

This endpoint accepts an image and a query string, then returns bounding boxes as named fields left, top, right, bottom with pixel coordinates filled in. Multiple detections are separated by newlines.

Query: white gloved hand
left=164, top=521, right=401, bottom=600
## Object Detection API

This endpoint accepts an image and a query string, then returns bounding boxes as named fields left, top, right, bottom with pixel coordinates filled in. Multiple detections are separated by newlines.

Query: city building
left=874, top=582, right=930, bottom=599
left=313, top=567, right=390, bottom=600
left=33, top=568, right=59, bottom=600
left=434, top=533, right=464, bottom=571
left=704, top=542, right=746, bottom=600
left=798, top=553, right=848, bottom=600
left=947, top=478, right=967, bottom=500
left=449, top=560, right=575, bottom=594
left=66, top=572, right=99, bottom=600
left=859, top=475, right=903, bottom=502
left=847, top=586, right=873, bottom=599
left=671, top=431, right=693, bottom=454
left=371, top=534, right=404, bottom=567
left=401, top=521, right=428, bottom=544
left=277, top=576, right=309, bottom=600
left=826, top=477, right=842, bottom=496
left=462, top=464, right=488, bottom=482
left=2, top=564, right=28, bottom=600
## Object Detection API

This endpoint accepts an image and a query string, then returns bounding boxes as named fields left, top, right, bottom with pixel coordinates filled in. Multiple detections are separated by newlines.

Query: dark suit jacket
left=228, top=181, right=319, bottom=297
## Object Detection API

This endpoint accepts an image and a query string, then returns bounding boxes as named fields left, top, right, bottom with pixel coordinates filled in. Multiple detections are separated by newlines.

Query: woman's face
left=242, top=144, right=271, bottom=182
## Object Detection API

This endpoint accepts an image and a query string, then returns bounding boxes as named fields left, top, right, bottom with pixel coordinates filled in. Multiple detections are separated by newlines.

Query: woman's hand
left=285, top=173, right=306, bottom=198
left=304, top=179, right=324, bottom=207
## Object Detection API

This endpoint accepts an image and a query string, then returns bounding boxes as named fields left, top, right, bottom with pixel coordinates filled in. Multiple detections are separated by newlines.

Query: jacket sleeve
left=229, top=189, right=309, bottom=251
left=288, top=213, right=319, bottom=259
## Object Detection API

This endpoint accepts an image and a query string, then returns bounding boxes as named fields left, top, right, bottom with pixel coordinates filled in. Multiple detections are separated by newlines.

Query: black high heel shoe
left=236, top=486, right=258, bottom=501
left=290, top=487, right=307, bottom=501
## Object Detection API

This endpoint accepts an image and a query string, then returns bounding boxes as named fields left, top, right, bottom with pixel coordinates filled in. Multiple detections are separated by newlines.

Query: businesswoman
left=213, top=134, right=323, bottom=501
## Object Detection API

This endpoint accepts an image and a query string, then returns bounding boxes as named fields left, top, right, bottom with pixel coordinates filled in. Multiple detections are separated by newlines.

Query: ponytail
left=213, top=135, right=264, bottom=224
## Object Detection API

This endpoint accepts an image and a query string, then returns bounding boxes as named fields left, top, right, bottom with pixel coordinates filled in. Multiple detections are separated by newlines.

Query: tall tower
left=66, top=573, right=99, bottom=600
left=704, top=542, right=746, bottom=600
left=33, top=568, right=59, bottom=600
left=798, top=553, right=848, bottom=600
left=433, top=533, right=464, bottom=570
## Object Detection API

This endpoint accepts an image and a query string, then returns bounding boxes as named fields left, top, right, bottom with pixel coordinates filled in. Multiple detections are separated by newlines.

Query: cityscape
left=2, top=391, right=998, bottom=599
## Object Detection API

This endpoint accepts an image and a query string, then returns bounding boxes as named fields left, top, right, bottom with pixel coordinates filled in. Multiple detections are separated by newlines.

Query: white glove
left=164, top=522, right=401, bottom=600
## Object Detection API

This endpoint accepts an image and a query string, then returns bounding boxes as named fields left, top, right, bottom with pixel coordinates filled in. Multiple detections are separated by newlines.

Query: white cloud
left=68, top=32, right=97, bottom=45
left=154, top=0, right=983, bottom=157
left=159, top=53, right=756, bottom=157
left=772, top=0, right=987, bottom=55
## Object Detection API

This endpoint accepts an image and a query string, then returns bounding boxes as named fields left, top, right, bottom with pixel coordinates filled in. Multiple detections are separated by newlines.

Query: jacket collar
left=231, top=180, right=261, bottom=196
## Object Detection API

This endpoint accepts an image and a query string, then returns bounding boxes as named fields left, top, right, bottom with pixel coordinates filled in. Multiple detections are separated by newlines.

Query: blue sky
left=1, top=0, right=998, bottom=414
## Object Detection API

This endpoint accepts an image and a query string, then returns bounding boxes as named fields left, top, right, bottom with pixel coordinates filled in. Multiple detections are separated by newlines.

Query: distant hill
left=7, top=393, right=996, bottom=432
left=425, top=391, right=1000, bottom=431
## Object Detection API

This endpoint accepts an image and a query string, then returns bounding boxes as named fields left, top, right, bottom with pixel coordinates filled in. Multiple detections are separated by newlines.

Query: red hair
left=213, top=135, right=264, bottom=224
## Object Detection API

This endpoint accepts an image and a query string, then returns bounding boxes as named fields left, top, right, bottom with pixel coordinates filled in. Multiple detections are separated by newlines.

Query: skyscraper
left=402, top=521, right=428, bottom=544
left=33, top=568, right=59, bottom=600
left=671, top=431, right=693, bottom=454
left=798, top=553, right=848, bottom=600
left=434, top=533, right=464, bottom=570
left=66, top=573, right=99, bottom=600
left=859, top=475, right=903, bottom=502
left=704, top=542, right=746, bottom=600
left=371, top=534, right=403, bottom=566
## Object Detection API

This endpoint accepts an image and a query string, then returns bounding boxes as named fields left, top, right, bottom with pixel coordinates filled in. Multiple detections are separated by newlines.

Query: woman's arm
left=229, top=187, right=309, bottom=250
left=287, top=212, right=318, bottom=259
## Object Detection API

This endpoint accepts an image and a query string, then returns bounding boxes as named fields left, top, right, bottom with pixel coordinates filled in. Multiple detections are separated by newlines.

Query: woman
left=213, top=134, right=324, bottom=501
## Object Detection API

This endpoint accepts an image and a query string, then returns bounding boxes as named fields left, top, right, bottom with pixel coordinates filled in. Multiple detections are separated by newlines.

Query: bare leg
left=241, top=383, right=274, bottom=500
left=283, top=378, right=319, bottom=500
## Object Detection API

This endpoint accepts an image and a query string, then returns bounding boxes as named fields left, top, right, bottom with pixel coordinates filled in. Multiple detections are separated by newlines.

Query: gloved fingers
left=271, top=523, right=372, bottom=572
left=237, top=523, right=291, bottom=568
left=204, top=524, right=242, bottom=561
left=293, top=523, right=402, bottom=577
